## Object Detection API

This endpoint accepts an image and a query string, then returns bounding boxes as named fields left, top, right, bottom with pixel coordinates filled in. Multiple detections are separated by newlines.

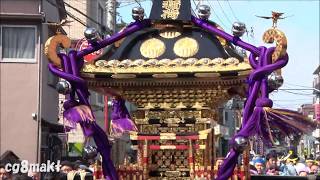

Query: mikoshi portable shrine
left=45, top=0, right=316, bottom=179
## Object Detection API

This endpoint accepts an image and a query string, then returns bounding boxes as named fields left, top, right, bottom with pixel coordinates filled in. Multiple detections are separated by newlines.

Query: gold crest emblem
left=140, top=38, right=166, bottom=58
left=173, top=37, right=199, bottom=57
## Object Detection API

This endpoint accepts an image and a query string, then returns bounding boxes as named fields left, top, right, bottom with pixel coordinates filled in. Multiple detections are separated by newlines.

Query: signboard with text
left=76, top=38, right=103, bottom=62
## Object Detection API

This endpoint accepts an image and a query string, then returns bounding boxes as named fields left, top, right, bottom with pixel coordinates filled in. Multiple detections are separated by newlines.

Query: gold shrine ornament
left=45, top=33, right=71, bottom=67
left=215, top=25, right=227, bottom=46
left=161, top=0, right=181, bottom=20
left=173, top=37, right=199, bottom=58
left=263, top=28, right=287, bottom=62
left=140, top=38, right=166, bottom=58
left=159, top=30, right=181, bottom=39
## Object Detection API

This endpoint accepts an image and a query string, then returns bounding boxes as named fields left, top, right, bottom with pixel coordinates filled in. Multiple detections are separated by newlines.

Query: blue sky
left=117, top=0, right=320, bottom=110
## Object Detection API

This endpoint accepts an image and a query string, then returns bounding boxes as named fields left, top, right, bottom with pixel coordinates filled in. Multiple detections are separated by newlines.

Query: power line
left=273, top=102, right=289, bottom=109
left=133, top=0, right=147, bottom=18
left=216, top=0, right=233, bottom=25
left=226, top=0, right=239, bottom=21
left=284, top=82, right=315, bottom=89
left=278, top=89, right=314, bottom=96
left=134, top=0, right=142, bottom=7
left=63, top=1, right=112, bottom=34
left=273, top=99, right=313, bottom=102
left=280, top=88, right=317, bottom=91
left=45, top=0, right=88, bottom=27
left=206, top=0, right=228, bottom=30
left=119, top=2, right=137, bottom=8
left=192, top=0, right=199, bottom=18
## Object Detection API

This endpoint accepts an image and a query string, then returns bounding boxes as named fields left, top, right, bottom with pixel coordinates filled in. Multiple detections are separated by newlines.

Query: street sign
left=76, top=38, right=103, bottom=62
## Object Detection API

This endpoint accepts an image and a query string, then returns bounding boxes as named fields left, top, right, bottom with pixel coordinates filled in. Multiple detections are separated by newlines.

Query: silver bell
left=56, top=80, right=71, bottom=95
left=83, top=145, right=98, bottom=160
left=84, top=27, right=100, bottom=42
left=233, top=136, right=249, bottom=152
left=197, top=5, right=211, bottom=20
left=268, top=71, right=284, bottom=91
left=232, top=22, right=246, bottom=37
left=132, top=7, right=144, bottom=21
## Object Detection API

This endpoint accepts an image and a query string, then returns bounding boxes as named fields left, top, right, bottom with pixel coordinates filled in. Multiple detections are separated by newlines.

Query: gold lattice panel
left=150, top=149, right=189, bottom=170
left=121, top=88, right=229, bottom=108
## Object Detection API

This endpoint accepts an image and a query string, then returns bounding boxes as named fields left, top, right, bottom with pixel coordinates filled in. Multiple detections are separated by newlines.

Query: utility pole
left=106, top=0, right=116, bottom=33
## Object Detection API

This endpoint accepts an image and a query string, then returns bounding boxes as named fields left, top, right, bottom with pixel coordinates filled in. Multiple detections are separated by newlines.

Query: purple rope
left=191, top=16, right=260, bottom=56
left=191, top=16, right=293, bottom=179
left=48, top=19, right=150, bottom=180
left=48, top=14, right=297, bottom=180
left=77, top=19, right=151, bottom=59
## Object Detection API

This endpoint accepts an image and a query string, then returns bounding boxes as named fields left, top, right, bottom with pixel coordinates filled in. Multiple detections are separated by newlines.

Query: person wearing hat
left=252, top=156, right=265, bottom=175
left=280, top=152, right=299, bottom=176
left=305, top=157, right=315, bottom=172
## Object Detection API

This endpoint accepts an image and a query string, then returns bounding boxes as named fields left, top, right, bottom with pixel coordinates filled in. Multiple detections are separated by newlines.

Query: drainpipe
left=36, top=0, right=45, bottom=163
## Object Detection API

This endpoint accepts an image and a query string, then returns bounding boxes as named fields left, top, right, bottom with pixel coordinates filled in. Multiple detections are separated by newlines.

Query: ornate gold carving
left=140, top=38, right=166, bottom=58
left=45, top=33, right=71, bottom=67
left=95, top=60, right=107, bottom=67
left=161, top=0, right=181, bottom=20
left=157, top=59, right=170, bottom=66
left=130, top=59, right=145, bottom=67
left=263, top=28, right=287, bottom=62
left=106, top=60, right=120, bottom=68
left=85, top=58, right=251, bottom=74
left=165, top=171, right=181, bottom=177
left=215, top=25, right=227, bottom=46
left=174, top=37, right=199, bottom=58
left=159, top=30, right=181, bottom=39
left=118, top=59, right=132, bottom=68
left=119, top=88, right=230, bottom=113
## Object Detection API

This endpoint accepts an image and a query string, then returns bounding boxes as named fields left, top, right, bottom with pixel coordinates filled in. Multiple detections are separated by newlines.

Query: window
left=0, top=25, right=37, bottom=62
left=97, top=93, right=104, bottom=105
left=89, top=91, right=104, bottom=107
left=224, top=111, right=228, bottom=123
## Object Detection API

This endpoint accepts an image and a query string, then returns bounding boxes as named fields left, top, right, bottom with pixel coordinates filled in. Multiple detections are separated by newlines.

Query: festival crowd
left=215, top=151, right=320, bottom=178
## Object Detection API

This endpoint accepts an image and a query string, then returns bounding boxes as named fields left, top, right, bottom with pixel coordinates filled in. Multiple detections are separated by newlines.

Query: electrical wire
left=134, top=0, right=142, bottom=7
left=63, top=1, right=112, bottom=34
left=133, top=0, right=147, bottom=18
left=45, top=0, right=88, bottom=27
left=273, top=99, right=313, bottom=102
left=280, top=88, right=317, bottom=91
left=216, top=0, right=233, bottom=25
left=226, top=0, right=240, bottom=22
left=205, top=0, right=228, bottom=30
left=119, top=2, right=137, bottom=8
left=273, top=102, right=289, bottom=109
left=278, top=89, right=314, bottom=96
left=284, top=82, right=315, bottom=89
left=192, top=0, right=199, bottom=17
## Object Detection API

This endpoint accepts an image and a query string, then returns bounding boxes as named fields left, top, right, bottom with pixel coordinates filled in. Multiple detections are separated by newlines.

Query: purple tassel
left=63, top=105, right=94, bottom=125
left=110, top=98, right=138, bottom=138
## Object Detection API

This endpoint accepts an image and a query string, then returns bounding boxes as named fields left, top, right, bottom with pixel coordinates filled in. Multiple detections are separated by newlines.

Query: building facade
left=0, top=0, right=66, bottom=163
left=59, top=0, right=111, bottom=159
